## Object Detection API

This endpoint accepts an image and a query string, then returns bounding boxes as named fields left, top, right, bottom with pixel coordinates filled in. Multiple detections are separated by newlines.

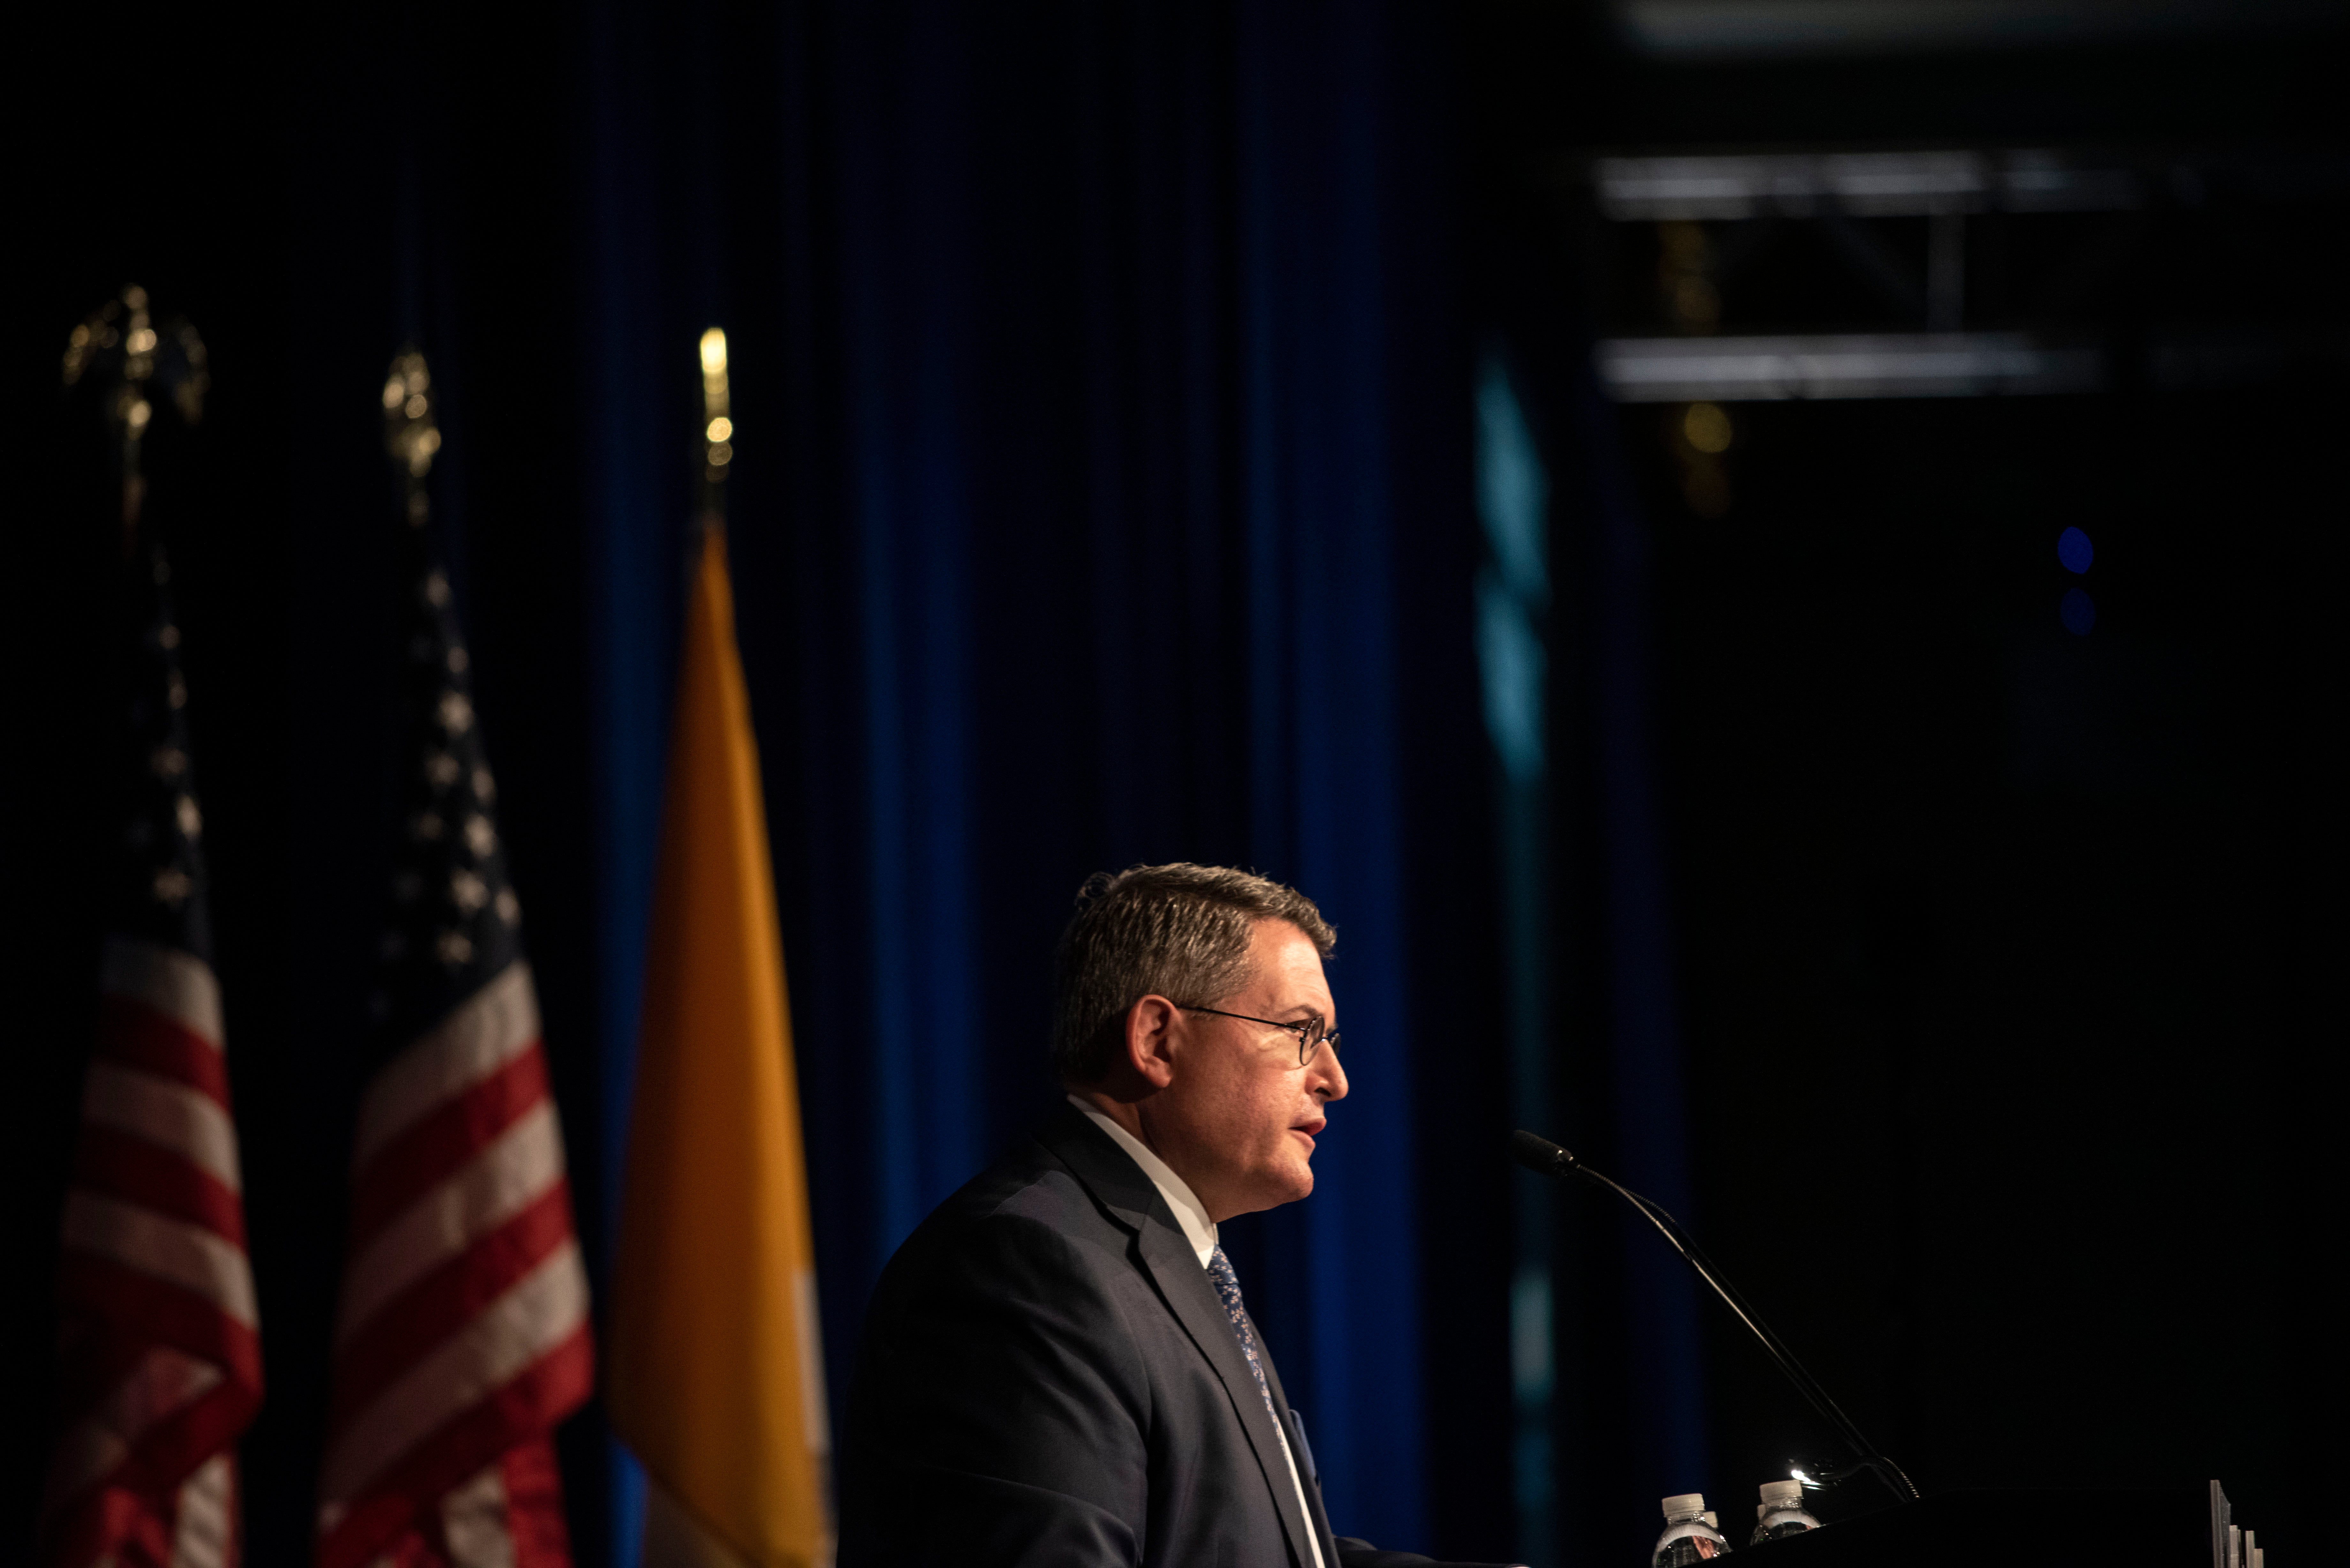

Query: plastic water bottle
left=1752, top=1481, right=1821, bottom=1545
left=1654, top=1494, right=1732, bottom=1568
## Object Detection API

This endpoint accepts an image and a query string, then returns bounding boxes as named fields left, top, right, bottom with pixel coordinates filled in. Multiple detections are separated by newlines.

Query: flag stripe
left=317, top=1328, right=593, bottom=1568
left=170, top=1452, right=235, bottom=1568
left=73, top=1129, right=248, bottom=1244
left=52, top=1378, right=259, bottom=1529
left=61, top=1193, right=260, bottom=1329
left=330, top=1183, right=579, bottom=1426
left=47, top=1347, right=223, bottom=1504
left=93, top=999, right=233, bottom=1106
left=312, top=1491, right=416, bottom=1568
left=439, top=1458, right=519, bottom=1568
left=336, top=1099, right=566, bottom=1344
left=321, top=1239, right=589, bottom=1506
left=100, top=937, right=224, bottom=1046
left=53, top=1255, right=263, bottom=1388
left=405, top=1439, right=579, bottom=1568
left=350, top=963, right=538, bottom=1168
left=440, top=1442, right=582, bottom=1568
left=496, top=1439, right=576, bottom=1568
left=347, top=1045, right=550, bottom=1247
left=411, top=1440, right=577, bottom=1568
left=82, top=1062, right=244, bottom=1191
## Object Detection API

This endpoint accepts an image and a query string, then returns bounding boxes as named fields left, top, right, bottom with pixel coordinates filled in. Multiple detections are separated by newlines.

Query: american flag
left=44, top=539, right=263, bottom=1568
left=314, top=352, right=592, bottom=1568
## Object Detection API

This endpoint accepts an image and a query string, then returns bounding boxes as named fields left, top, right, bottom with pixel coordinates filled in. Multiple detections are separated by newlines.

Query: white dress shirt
left=1069, top=1096, right=1329, bottom=1568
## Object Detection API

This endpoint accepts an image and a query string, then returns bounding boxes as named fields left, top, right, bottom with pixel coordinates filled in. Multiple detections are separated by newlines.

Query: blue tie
left=1205, top=1244, right=1279, bottom=1426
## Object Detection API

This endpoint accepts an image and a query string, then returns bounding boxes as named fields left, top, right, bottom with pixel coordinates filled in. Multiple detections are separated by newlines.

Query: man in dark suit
left=839, top=864, right=1510, bottom=1568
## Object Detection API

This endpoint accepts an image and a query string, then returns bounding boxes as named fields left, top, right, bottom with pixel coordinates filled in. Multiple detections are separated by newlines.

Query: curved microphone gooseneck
left=1509, top=1129, right=1921, bottom=1505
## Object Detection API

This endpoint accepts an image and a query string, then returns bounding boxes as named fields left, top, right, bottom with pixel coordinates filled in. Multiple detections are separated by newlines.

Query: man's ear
left=1123, top=994, right=1181, bottom=1091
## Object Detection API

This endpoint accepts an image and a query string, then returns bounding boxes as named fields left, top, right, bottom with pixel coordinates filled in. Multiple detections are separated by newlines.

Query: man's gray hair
left=1052, top=863, right=1335, bottom=1086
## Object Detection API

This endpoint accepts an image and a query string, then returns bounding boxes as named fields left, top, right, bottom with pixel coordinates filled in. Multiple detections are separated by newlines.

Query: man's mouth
left=1291, top=1117, right=1326, bottom=1149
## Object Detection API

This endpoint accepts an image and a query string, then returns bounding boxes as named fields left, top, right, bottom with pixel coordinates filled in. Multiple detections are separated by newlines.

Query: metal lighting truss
left=1587, top=147, right=2350, bottom=401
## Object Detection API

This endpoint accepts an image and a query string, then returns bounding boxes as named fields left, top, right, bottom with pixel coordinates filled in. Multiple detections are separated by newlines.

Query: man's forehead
left=1246, top=920, right=1335, bottom=1014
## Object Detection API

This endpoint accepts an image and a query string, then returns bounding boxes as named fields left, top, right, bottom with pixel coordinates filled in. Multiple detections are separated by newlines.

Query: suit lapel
left=1039, top=1110, right=1321, bottom=1568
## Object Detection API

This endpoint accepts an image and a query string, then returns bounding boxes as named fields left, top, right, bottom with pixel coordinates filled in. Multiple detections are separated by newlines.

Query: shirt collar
left=1067, top=1094, right=1219, bottom=1267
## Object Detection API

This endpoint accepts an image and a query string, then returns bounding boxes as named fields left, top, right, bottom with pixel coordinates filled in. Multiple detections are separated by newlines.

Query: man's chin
left=1233, top=1161, right=1315, bottom=1216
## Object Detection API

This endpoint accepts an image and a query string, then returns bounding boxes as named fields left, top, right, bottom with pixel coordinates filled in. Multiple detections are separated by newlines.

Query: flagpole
left=315, top=347, right=593, bottom=1568
left=46, top=286, right=258, bottom=1568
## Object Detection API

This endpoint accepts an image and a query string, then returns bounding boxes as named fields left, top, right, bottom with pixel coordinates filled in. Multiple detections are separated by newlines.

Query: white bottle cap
left=1663, top=1494, right=1708, bottom=1522
left=1760, top=1480, right=1806, bottom=1507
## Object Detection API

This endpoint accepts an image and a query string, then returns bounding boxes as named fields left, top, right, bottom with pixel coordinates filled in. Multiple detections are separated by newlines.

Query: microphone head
left=1510, top=1129, right=1578, bottom=1178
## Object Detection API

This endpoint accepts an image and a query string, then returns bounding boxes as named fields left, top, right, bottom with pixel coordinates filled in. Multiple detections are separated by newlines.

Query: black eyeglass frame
left=1176, top=1005, right=1339, bottom=1067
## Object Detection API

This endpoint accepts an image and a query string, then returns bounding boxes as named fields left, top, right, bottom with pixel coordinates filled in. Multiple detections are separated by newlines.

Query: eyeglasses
left=1177, top=1005, right=1340, bottom=1068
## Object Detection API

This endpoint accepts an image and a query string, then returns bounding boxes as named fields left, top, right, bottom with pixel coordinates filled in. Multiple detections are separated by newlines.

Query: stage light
left=1683, top=401, right=1733, bottom=453
left=2058, top=526, right=2094, bottom=574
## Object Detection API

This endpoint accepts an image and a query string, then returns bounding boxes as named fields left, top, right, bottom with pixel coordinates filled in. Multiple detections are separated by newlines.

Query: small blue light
left=2060, top=588, right=2096, bottom=636
left=2058, top=527, right=2094, bottom=575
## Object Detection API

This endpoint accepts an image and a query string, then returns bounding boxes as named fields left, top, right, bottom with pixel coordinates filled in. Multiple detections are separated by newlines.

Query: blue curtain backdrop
left=561, top=0, right=1716, bottom=1544
left=574, top=0, right=1482, bottom=1556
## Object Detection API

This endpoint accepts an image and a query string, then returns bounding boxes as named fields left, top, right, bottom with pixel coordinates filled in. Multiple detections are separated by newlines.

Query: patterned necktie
left=1205, top=1244, right=1279, bottom=1425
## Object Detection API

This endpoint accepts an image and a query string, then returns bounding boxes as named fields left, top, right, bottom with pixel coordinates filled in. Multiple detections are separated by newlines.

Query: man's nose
left=1313, top=1046, right=1348, bottom=1102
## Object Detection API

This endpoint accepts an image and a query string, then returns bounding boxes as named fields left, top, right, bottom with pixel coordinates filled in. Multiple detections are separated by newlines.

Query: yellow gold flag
left=610, top=526, right=830, bottom=1568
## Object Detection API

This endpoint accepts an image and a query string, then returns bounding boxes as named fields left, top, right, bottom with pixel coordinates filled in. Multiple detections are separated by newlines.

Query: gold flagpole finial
left=63, top=285, right=208, bottom=552
left=699, top=328, right=732, bottom=528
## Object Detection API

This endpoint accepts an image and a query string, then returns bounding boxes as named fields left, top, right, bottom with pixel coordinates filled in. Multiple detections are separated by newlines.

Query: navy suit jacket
left=838, top=1106, right=1477, bottom=1568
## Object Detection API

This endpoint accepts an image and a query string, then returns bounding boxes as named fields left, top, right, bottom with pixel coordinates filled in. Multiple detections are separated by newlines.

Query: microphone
left=1509, top=1129, right=1920, bottom=1504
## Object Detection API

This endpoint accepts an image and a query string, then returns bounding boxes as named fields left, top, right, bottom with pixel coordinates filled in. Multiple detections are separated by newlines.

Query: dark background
left=5, top=4, right=2341, bottom=1567
left=1467, top=4, right=2345, bottom=1561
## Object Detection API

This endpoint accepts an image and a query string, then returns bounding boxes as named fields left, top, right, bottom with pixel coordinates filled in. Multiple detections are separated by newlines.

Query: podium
left=1738, top=1484, right=2246, bottom=1568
